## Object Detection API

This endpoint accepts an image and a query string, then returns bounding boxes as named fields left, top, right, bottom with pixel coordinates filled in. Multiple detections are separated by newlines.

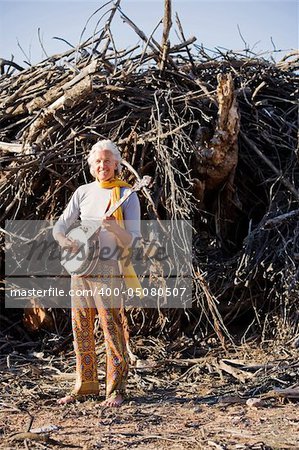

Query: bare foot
left=57, top=395, right=76, bottom=405
left=101, top=394, right=124, bottom=407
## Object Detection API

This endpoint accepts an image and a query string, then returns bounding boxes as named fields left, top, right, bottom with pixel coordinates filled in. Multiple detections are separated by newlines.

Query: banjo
left=60, top=176, right=151, bottom=276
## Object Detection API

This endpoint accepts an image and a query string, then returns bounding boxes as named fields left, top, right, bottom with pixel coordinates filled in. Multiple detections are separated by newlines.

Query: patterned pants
left=70, top=260, right=129, bottom=399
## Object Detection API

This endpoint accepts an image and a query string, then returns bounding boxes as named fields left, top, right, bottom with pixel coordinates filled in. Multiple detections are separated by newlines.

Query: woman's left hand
left=102, top=216, right=121, bottom=234
left=102, top=216, right=133, bottom=247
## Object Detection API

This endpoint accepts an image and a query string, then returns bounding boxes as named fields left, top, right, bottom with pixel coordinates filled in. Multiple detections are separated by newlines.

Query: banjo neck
left=105, top=185, right=136, bottom=218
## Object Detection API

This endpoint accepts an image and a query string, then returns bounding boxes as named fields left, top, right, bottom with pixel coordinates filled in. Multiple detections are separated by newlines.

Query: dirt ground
left=0, top=338, right=298, bottom=450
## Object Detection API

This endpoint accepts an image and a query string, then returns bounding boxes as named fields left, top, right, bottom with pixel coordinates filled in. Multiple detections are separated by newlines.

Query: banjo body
left=61, top=225, right=100, bottom=276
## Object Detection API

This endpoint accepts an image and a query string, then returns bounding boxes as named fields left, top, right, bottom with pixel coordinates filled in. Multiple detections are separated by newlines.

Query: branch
left=175, top=13, right=195, bottom=69
left=0, top=58, right=24, bottom=75
left=160, top=0, right=172, bottom=71
left=264, top=209, right=299, bottom=228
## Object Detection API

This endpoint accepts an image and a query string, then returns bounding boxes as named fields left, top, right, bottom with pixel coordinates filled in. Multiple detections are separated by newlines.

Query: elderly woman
left=53, top=139, right=141, bottom=407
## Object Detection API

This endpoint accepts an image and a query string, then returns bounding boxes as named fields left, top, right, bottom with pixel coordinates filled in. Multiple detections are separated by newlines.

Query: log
left=23, top=300, right=54, bottom=332
left=0, top=141, right=24, bottom=153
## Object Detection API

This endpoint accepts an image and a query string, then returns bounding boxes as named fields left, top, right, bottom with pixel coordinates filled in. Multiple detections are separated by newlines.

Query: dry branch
left=160, top=0, right=172, bottom=72
left=0, top=0, right=298, bottom=343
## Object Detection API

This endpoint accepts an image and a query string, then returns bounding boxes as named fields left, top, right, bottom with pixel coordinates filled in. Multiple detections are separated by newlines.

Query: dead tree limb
left=160, top=0, right=172, bottom=72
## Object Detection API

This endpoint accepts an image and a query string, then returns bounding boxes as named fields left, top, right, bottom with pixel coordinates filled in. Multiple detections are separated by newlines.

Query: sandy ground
left=0, top=341, right=298, bottom=449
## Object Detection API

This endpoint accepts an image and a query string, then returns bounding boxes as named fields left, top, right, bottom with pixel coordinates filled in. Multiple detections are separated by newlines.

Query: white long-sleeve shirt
left=53, top=181, right=141, bottom=259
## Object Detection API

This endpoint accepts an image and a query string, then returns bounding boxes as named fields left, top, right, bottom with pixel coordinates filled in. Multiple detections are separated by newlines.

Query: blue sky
left=0, top=1, right=297, bottom=65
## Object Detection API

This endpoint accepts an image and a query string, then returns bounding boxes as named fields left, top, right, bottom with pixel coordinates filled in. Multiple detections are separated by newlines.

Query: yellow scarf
left=98, top=178, right=143, bottom=297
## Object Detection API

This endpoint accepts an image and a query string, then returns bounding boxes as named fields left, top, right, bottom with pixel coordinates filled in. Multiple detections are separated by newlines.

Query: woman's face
left=94, top=149, right=118, bottom=181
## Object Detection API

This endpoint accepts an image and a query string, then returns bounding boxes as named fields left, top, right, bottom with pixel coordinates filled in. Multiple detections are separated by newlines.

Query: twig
left=175, top=13, right=195, bottom=69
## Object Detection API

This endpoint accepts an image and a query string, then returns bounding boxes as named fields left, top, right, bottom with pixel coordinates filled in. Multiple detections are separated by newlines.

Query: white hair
left=87, top=139, right=122, bottom=178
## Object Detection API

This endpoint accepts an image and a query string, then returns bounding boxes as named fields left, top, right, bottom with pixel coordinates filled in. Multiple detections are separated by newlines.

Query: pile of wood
left=1, top=0, right=298, bottom=343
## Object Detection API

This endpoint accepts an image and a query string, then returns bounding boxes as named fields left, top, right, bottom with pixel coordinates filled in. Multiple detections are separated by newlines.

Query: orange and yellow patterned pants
left=70, top=260, right=129, bottom=399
